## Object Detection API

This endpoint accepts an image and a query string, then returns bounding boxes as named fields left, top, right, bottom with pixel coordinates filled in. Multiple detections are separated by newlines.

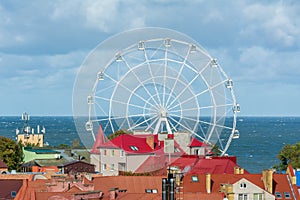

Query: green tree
left=0, top=137, right=23, bottom=171
left=211, top=144, right=222, bottom=156
left=107, top=129, right=132, bottom=140
left=274, top=142, right=300, bottom=171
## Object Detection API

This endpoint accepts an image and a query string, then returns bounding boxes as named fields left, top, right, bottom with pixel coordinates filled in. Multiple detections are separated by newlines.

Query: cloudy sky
left=0, top=0, right=299, bottom=116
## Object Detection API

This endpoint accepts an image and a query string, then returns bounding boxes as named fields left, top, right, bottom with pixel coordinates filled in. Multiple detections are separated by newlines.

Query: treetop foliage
left=274, top=142, right=300, bottom=171
left=0, top=136, right=23, bottom=171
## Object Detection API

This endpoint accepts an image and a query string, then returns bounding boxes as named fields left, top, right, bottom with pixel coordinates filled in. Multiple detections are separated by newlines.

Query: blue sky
left=0, top=0, right=299, bottom=116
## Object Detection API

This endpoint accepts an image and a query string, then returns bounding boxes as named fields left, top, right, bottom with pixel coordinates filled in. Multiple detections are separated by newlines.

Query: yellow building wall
left=17, top=134, right=44, bottom=147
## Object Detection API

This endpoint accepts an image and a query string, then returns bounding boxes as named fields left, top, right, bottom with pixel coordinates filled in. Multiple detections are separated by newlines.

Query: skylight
left=130, top=146, right=139, bottom=151
left=191, top=175, right=198, bottom=182
left=284, top=192, right=291, bottom=199
left=275, top=192, right=282, bottom=198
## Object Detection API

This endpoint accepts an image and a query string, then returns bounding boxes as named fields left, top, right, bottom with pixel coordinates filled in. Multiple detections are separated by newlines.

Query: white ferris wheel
left=73, top=28, right=240, bottom=155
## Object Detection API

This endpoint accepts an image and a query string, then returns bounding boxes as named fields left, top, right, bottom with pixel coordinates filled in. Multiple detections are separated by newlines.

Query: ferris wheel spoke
left=145, top=117, right=159, bottom=132
left=168, top=106, right=199, bottom=114
left=162, top=43, right=168, bottom=107
left=167, top=88, right=209, bottom=110
left=96, top=95, right=155, bottom=114
left=165, top=46, right=191, bottom=107
left=94, top=101, right=109, bottom=116
left=106, top=73, right=159, bottom=110
left=128, top=114, right=158, bottom=131
left=148, top=43, right=164, bottom=60
left=168, top=115, right=206, bottom=142
left=167, top=61, right=211, bottom=109
left=122, top=57, right=160, bottom=107
left=144, top=54, right=163, bottom=106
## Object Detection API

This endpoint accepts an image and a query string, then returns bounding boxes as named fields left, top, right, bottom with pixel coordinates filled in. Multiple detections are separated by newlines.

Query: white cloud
left=241, top=2, right=300, bottom=48
left=0, top=51, right=86, bottom=90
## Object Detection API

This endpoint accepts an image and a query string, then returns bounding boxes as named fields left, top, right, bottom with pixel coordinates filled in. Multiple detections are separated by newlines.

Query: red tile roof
left=188, top=137, right=208, bottom=147
left=91, top=125, right=106, bottom=154
left=98, top=134, right=184, bottom=155
left=187, top=156, right=245, bottom=174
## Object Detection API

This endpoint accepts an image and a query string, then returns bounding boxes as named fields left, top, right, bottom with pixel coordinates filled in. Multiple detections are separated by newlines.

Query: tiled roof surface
left=98, top=134, right=184, bottom=155
left=183, top=193, right=223, bottom=200
left=188, top=156, right=246, bottom=174
left=188, top=137, right=208, bottom=147
left=93, top=176, right=163, bottom=194
left=169, top=155, right=199, bottom=171
left=183, top=173, right=264, bottom=193
left=91, top=125, right=106, bottom=154
left=0, top=179, right=23, bottom=199
left=61, top=160, right=95, bottom=167
left=0, top=174, right=33, bottom=180
left=273, top=174, right=299, bottom=200
left=0, top=160, right=8, bottom=168
left=99, top=134, right=156, bottom=153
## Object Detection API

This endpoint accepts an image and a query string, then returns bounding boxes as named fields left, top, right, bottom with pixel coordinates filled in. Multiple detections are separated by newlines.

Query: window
left=238, top=194, right=248, bottom=200
left=239, top=182, right=247, bottom=189
left=191, top=175, right=198, bottom=182
left=275, top=192, right=282, bottom=199
left=145, top=189, right=158, bottom=193
left=130, top=146, right=139, bottom=151
left=253, top=193, right=263, bottom=200
left=284, top=192, right=291, bottom=199
left=103, top=164, right=107, bottom=171
left=11, top=191, right=17, bottom=198
left=111, top=150, right=115, bottom=156
left=103, top=149, right=107, bottom=156
left=120, top=150, right=124, bottom=157
left=110, top=164, right=114, bottom=171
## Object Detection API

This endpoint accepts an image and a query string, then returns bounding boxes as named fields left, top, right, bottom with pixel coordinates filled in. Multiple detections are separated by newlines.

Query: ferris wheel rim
left=73, top=28, right=239, bottom=156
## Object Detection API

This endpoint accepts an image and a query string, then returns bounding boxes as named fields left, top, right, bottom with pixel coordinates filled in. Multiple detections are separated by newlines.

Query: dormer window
left=284, top=192, right=291, bottom=199
left=191, top=175, right=198, bottom=182
left=130, top=146, right=139, bottom=151
left=145, top=189, right=158, bottom=193
left=275, top=192, right=282, bottom=198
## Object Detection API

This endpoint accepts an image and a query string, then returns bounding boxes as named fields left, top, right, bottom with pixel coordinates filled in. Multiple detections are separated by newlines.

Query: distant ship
left=15, top=112, right=45, bottom=147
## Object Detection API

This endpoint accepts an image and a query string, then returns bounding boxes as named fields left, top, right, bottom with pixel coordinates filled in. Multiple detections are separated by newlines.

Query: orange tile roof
left=0, top=174, right=33, bottom=180
left=183, top=193, right=223, bottom=200
left=273, top=174, right=299, bottom=199
left=93, top=176, right=163, bottom=194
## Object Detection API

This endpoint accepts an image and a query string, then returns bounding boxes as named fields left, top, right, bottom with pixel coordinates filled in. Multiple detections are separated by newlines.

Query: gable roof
left=183, top=173, right=263, bottom=194
left=61, top=160, right=95, bottom=167
left=0, top=160, right=8, bottom=168
left=90, top=125, right=106, bottom=154
left=98, top=134, right=184, bottom=155
left=188, top=137, right=208, bottom=147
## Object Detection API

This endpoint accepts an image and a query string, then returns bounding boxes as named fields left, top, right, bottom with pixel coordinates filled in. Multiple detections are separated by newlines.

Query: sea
left=0, top=116, right=299, bottom=174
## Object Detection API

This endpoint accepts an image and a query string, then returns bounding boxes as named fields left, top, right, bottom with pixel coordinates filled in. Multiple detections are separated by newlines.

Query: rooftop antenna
left=21, top=112, right=30, bottom=138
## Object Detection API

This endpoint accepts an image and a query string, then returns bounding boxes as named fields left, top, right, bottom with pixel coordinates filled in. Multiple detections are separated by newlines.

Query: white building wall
left=126, top=154, right=151, bottom=172
left=90, top=153, right=100, bottom=172
left=99, top=148, right=126, bottom=176
left=233, top=178, right=275, bottom=200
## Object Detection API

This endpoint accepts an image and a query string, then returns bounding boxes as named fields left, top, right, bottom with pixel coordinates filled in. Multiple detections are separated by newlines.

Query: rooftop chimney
left=146, top=135, right=154, bottom=150
left=206, top=173, right=211, bottom=193
left=262, top=169, right=273, bottom=194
